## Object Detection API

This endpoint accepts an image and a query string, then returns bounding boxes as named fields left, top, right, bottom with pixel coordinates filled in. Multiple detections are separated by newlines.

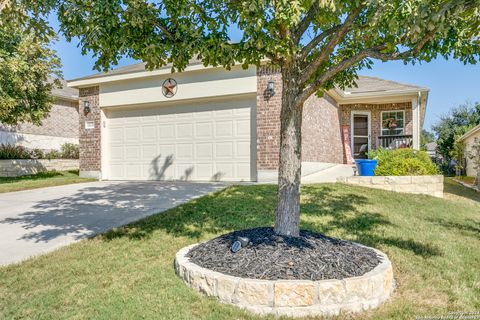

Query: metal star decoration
left=162, top=78, right=177, bottom=98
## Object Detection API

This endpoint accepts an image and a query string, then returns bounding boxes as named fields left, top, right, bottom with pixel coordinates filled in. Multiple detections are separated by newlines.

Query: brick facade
left=256, top=65, right=283, bottom=170
left=256, top=66, right=344, bottom=170
left=79, top=86, right=101, bottom=174
left=0, top=99, right=79, bottom=138
left=340, top=102, right=413, bottom=150
left=302, top=93, right=344, bottom=164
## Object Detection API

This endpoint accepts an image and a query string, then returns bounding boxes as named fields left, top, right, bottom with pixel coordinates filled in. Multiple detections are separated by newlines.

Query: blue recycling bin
left=355, top=159, right=378, bottom=176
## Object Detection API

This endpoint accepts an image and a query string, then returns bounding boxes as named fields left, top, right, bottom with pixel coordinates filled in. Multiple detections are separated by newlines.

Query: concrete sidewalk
left=0, top=181, right=225, bottom=265
left=301, top=164, right=355, bottom=183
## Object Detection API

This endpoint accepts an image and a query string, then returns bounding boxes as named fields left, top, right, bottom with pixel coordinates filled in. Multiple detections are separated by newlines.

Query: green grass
left=0, top=170, right=95, bottom=193
left=454, top=176, right=477, bottom=186
left=0, top=180, right=479, bottom=319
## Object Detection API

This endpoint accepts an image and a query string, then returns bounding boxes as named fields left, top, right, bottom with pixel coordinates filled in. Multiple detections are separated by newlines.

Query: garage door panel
left=215, top=121, right=233, bottom=137
left=141, top=144, right=157, bottom=159
left=215, top=163, right=234, bottom=179
left=195, top=163, right=214, bottom=179
left=236, top=141, right=251, bottom=158
left=110, top=146, right=124, bottom=160
left=109, top=128, right=124, bottom=141
left=214, top=109, right=234, bottom=118
left=125, top=146, right=140, bottom=160
left=159, top=125, right=175, bottom=138
left=157, top=144, right=175, bottom=157
left=106, top=99, right=253, bottom=181
left=141, top=126, right=157, bottom=140
left=194, top=110, right=214, bottom=119
left=234, top=106, right=251, bottom=116
left=125, top=164, right=141, bottom=179
left=215, top=142, right=233, bottom=158
left=176, top=164, right=195, bottom=180
left=236, top=163, right=251, bottom=178
left=176, top=143, right=193, bottom=159
left=110, top=164, right=124, bottom=178
left=195, top=122, right=213, bottom=138
left=124, top=127, right=140, bottom=142
left=196, top=143, right=213, bottom=159
left=177, top=123, right=193, bottom=138
left=236, top=119, right=250, bottom=136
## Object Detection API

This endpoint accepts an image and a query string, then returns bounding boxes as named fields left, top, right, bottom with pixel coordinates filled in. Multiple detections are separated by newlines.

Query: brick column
left=78, top=86, right=101, bottom=179
left=256, top=65, right=282, bottom=181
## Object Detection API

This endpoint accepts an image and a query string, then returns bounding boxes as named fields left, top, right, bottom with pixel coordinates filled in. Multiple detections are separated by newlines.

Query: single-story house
left=68, top=61, right=428, bottom=182
left=459, top=124, right=480, bottom=177
left=0, top=80, right=79, bottom=150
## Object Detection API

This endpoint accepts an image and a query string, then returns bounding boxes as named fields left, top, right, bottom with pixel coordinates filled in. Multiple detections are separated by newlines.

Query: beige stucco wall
left=99, top=65, right=257, bottom=108
left=464, top=130, right=480, bottom=177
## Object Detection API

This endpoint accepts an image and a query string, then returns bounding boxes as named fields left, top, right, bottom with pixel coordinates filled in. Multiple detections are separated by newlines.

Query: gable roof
left=51, top=79, right=78, bottom=101
left=459, top=124, right=480, bottom=142
left=341, top=76, right=428, bottom=95
left=70, top=58, right=203, bottom=82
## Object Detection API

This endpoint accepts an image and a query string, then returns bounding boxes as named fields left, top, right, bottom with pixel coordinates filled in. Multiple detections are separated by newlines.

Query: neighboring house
left=0, top=80, right=79, bottom=150
left=68, top=62, right=428, bottom=181
left=458, top=124, right=480, bottom=177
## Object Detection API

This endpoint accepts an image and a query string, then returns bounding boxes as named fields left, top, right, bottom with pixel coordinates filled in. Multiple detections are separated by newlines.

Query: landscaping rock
left=187, top=227, right=381, bottom=281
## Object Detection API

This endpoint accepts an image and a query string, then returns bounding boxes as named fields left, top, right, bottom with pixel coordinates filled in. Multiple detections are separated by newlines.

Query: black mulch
left=187, top=227, right=381, bottom=281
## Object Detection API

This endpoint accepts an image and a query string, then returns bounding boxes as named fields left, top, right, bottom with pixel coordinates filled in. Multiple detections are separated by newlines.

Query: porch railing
left=379, top=135, right=413, bottom=149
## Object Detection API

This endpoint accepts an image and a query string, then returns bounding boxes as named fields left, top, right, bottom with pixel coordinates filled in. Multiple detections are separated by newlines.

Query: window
left=381, top=111, right=405, bottom=136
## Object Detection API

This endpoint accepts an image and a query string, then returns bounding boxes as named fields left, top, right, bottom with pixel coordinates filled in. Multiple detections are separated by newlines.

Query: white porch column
left=411, top=94, right=420, bottom=150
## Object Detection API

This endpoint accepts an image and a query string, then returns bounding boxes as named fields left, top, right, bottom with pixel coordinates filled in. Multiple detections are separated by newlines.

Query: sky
left=48, top=16, right=480, bottom=131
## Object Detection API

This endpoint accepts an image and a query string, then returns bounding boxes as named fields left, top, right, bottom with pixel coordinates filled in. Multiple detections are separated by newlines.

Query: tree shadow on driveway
left=0, top=181, right=225, bottom=243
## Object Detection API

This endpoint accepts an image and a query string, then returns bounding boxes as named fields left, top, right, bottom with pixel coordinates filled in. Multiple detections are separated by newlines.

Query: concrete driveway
left=0, top=181, right=225, bottom=266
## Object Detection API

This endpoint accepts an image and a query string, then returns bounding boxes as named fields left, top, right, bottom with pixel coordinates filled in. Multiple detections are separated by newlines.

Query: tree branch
left=299, top=25, right=340, bottom=60
left=299, top=5, right=364, bottom=87
left=292, top=1, right=319, bottom=43
left=155, top=21, right=174, bottom=40
left=297, top=31, right=436, bottom=105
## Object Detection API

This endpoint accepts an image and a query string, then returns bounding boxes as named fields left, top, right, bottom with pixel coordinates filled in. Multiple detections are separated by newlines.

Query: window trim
left=380, top=110, right=406, bottom=136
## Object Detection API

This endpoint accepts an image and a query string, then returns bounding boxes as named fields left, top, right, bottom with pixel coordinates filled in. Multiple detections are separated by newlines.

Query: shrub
left=368, top=148, right=439, bottom=176
left=30, top=148, right=44, bottom=159
left=0, top=144, right=32, bottom=159
left=45, top=150, right=61, bottom=160
left=60, top=143, right=79, bottom=159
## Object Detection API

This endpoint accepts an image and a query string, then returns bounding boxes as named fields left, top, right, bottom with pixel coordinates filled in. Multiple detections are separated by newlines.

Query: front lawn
left=0, top=180, right=479, bottom=319
left=0, top=170, right=95, bottom=193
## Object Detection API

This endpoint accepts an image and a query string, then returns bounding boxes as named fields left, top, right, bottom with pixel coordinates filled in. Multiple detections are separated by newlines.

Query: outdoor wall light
left=83, top=101, right=91, bottom=114
left=266, top=80, right=276, bottom=98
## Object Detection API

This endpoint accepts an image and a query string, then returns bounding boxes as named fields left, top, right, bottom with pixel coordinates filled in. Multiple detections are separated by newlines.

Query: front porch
left=340, top=101, right=419, bottom=160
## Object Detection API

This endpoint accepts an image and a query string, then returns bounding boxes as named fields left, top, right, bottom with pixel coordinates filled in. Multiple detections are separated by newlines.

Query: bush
left=0, top=143, right=79, bottom=160
left=45, top=150, right=61, bottom=160
left=0, top=144, right=32, bottom=159
left=368, top=148, right=439, bottom=176
left=60, top=143, right=79, bottom=159
left=30, top=148, right=44, bottom=159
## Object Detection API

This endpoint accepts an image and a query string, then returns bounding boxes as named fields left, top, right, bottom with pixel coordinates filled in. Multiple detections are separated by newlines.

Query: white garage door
left=105, top=98, right=253, bottom=181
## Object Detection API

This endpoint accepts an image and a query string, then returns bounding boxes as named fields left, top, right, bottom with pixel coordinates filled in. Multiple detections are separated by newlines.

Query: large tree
left=432, top=102, right=480, bottom=161
left=55, top=0, right=479, bottom=236
left=0, top=1, right=62, bottom=125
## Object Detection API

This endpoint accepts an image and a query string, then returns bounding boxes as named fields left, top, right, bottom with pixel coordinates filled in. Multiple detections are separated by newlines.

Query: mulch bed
left=187, top=227, right=381, bottom=281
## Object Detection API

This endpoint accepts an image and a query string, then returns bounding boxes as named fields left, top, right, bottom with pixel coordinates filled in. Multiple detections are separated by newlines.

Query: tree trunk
left=274, top=66, right=303, bottom=237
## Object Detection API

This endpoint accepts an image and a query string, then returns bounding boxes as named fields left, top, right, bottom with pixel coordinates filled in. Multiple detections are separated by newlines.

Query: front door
left=351, top=112, right=371, bottom=159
